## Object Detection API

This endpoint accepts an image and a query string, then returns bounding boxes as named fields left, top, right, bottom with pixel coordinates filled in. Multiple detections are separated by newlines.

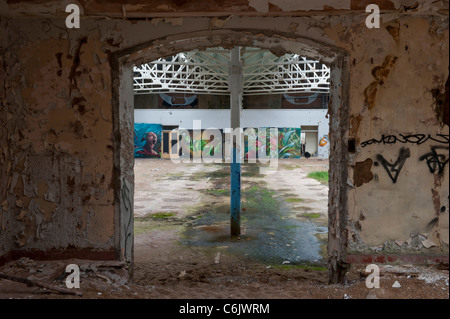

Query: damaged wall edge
left=1, top=0, right=449, bottom=19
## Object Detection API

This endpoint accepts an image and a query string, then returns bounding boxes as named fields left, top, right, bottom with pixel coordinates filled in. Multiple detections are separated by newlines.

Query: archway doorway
left=111, top=30, right=350, bottom=284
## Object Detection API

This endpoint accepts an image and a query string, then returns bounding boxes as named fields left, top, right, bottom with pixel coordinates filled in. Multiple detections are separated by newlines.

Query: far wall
left=134, top=109, right=330, bottom=158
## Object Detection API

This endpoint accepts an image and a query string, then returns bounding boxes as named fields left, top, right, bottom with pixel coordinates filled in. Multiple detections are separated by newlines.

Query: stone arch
left=110, top=29, right=350, bottom=283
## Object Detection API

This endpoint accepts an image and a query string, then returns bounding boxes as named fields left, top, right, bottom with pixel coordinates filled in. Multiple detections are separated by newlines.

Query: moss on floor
left=149, top=212, right=176, bottom=219
left=285, top=198, right=304, bottom=202
left=299, top=212, right=320, bottom=219
left=206, top=189, right=229, bottom=196
left=307, top=171, right=329, bottom=185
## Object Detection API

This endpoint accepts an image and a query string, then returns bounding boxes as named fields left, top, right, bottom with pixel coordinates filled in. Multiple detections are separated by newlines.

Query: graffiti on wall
left=361, top=133, right=449, bottom=148
left=134, top=123, right=162, bottom=158
left=374, top=147, right=411, bottom=184
left=319, top=135, right=329, bottom=147
left=121, top=177, right=133, bottom=264
left=419, top=146, right=449, bottom=175
left=361, top=133, right=449, bottom=184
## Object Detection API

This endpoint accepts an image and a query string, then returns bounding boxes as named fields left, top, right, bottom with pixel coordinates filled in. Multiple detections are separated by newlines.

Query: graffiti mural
left=374, top=147, right=411, bottom=183
left=134, top=126, right=304, bottom=159
left=244, top=127, right=302, bottom=159
left=278, top=128, right=302, bottom=158
left=176, top=129, right=223, bottom=158
left=419, top=146, right=449, bottom=175
left=159, top=93, right=198, bottom=108
left=134, top=123, right=162, bottom=158
left=281, top=92, right=329, bottom=109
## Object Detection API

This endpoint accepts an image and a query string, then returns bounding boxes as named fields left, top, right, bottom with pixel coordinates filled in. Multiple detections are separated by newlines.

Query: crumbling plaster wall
left=0, top=0, right=448, bottom=261
left=0, top=17, right=116, bottom=258
left=344, top=17, right=450, bottom=256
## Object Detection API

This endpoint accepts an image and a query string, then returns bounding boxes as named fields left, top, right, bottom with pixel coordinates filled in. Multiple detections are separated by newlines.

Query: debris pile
left=0, top=257, right=136, bottom=298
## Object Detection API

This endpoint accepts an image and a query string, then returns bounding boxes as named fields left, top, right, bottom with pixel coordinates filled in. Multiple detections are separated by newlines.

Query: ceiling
left=133, top=47, right=331, bottom=96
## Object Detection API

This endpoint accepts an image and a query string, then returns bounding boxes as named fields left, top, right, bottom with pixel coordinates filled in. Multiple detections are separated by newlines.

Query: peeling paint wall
left=0, top=17, right=116, bottom=258
left=0, top=0, right=448, bottom=264
left=344, top=16, right=449, bottom=256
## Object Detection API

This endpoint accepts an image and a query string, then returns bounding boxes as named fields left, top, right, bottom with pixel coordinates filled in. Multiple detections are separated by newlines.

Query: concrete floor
left=0, top=159, right=447, bottom=299
left=133, top=158, right=329, bottom=265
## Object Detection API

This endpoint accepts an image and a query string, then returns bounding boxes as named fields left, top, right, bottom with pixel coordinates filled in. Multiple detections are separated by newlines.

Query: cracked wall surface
left=344, top=15, right=449, bottom=257
left=0, top=0, right=449, bottom=263
left=0, top=15, right=116, bottom=259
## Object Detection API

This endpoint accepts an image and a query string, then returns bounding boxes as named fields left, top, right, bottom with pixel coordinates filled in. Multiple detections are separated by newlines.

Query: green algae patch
left=206, top=189, right=229, bottom=196
left=307, top=171, right=329, bottom=185
left=285, top=198, right=304, bottom=203
left=300, top=213, right=320, bottom=219
left=149, top=212, right=176, bottom=219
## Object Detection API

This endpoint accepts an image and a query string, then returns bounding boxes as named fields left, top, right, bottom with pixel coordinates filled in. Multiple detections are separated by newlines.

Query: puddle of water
left=181, top=173, right=328, bottom=266
left=182, top=210, right=326, bottom=265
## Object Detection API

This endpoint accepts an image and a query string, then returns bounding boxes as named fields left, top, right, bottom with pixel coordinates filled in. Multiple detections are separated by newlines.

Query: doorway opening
left=111, top=30, right=349, bottom=286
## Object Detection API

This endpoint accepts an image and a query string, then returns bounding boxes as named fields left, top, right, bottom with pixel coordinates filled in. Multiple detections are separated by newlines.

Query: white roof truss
left=133, top=48, right=330, bottom=96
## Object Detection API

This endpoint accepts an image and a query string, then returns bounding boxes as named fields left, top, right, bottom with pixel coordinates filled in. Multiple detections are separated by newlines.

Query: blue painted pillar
left=230, top=147, right=241, bottom=236
left=229, top=46, right=242, bottom=236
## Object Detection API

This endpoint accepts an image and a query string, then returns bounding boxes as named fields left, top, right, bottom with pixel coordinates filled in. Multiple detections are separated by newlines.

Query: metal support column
left=229, top=46, right=242, bottom=236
